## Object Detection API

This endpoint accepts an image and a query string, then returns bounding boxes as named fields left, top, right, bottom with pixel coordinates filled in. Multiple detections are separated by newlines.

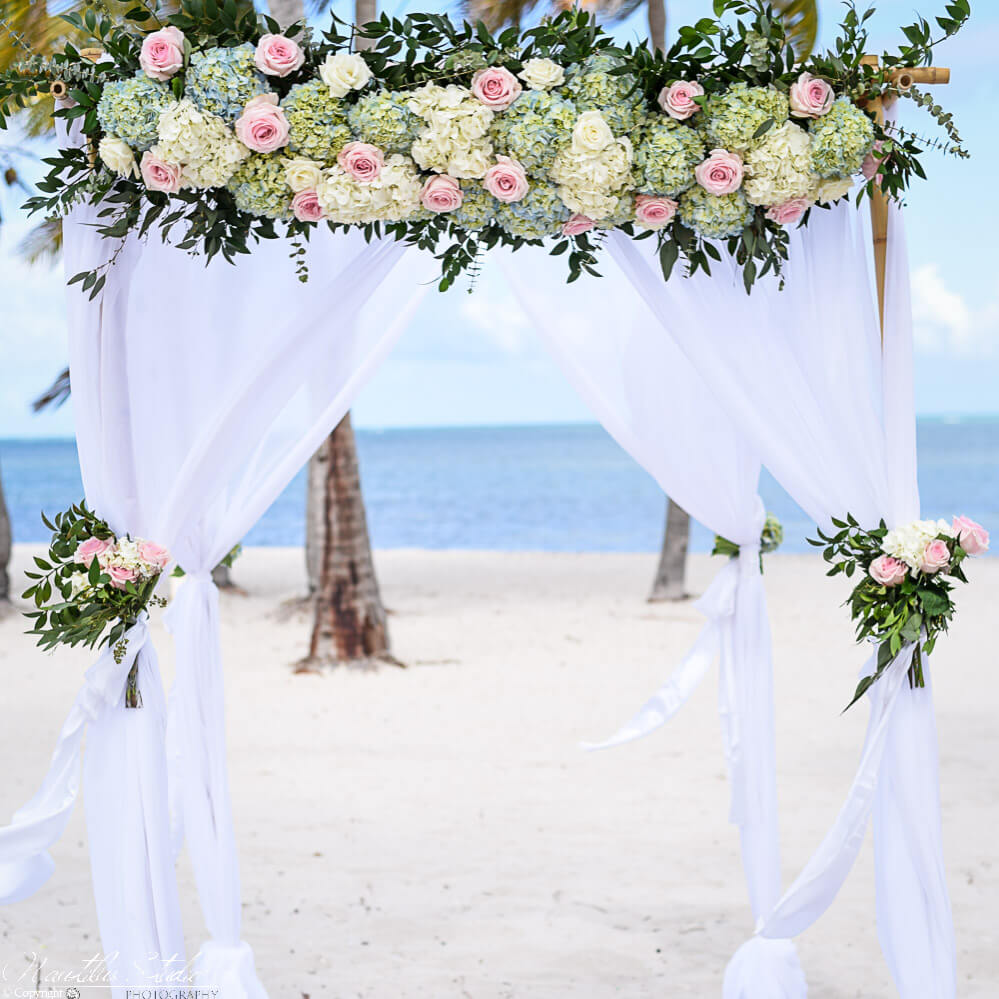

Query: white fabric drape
left=605, top=108, right=954, bottom=993
left=501, top=250, right=805, bottom=995
left=0, top=116, right=426, bottom=992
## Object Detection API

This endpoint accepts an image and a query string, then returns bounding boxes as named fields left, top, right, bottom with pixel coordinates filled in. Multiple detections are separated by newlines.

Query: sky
left=0, top=0, right=996, bottom=437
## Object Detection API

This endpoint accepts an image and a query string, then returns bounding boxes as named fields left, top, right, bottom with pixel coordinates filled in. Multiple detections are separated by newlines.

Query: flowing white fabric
left=501, top=249, right=803, bottom=992
left=605, top=104, right=955, bottom=994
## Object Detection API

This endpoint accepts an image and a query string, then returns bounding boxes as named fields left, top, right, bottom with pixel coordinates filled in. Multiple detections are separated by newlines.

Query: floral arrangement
left=22, top=502, right=171, bottom=708
left=0, top=0, right=969, bottom=293
left=712, top=512, right=783, bottom=571
left=809, top=513, right=989, bottom=709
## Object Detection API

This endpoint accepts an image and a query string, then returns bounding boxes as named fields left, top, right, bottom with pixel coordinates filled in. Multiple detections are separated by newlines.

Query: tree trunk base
left=0, top=597, right=13, bottom=620
left=293, top=652, right=406, bottom=674
left=647, top=585, right=692, bottom=604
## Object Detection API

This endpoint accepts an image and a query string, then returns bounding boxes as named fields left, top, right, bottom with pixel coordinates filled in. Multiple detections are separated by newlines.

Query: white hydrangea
left=742, top=120, right=818, bottom=206
left=811, top=175, right=855, bottom=204
left=407, top=83, right=494, bottom=179
left=112, top=538, right=143, bottom=570
left=69, top=572, right=93, bottom=599
left=882, top=519, right=954, bottom=570
left=316, top=153, right=422, bottom=224
left=550, top=111, right=633, bottom=221
left=156, top=99, right=250, bottom=189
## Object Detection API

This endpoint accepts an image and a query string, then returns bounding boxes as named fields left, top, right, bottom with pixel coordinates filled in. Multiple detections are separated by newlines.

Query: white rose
left=99, top=136, right=138, bottom=178
left=320, top=52, right=373, bottom=99
left=811, top=175, right=854, bottom=204
left=518, top=58, right=565, bottom=91
left=572, top=111, right=614, bottom=154
left=284, top=157, right=323, bottom=193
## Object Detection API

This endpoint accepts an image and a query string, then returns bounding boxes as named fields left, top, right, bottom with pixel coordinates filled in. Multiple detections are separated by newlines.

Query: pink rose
left=765, top=197, right=812, bottom=226
left=952, top=515, right=989, bottom=555
left=862, top=140, right=887, bottom=185
left=337, top=141, right=384, bottom=183
left=420, top=174, right=463, bottom=213
left=483, top=156, right=529, bottom=203
left=291, top=189, right=327, bottom=222
left=138, top=541, right=170, bottom=571
left=74, top=537, right=112, bottom=568
left=695, top=149, right=743, bottom=196
left=470, top=67, right=522, bottom=110
left=140, top=150, right=182, bottom=194
left=254, top=33, right=305, bottom=78
left=788, top=72, right=834, bottom=119
left=869, top=555, right=908, bottom=587
left=235, top=94, right=290, bottom=154
left=107, top=565, right=137, bottom=590
left=562, top=214, right=595, bottom=237
left=634, top=194, right=678, bottom=230
left=657, top=80, right=704, bottom=121
left=139, top=26, right=185, bottom=82
left=918, top=539, right=951, bottom=575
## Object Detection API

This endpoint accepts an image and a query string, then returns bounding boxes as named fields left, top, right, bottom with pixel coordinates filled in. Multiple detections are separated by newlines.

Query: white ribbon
left=583, top=557, right=740, bottom=751
left=0, top=620, right=150, bottom=904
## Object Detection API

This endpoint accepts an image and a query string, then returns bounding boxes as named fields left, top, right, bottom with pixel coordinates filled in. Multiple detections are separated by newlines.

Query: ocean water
left=1, top=420, right=996, bottom=553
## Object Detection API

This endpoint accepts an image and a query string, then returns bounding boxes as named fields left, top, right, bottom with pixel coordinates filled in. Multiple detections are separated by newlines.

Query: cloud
left=911, top=264, right=999, bottom=356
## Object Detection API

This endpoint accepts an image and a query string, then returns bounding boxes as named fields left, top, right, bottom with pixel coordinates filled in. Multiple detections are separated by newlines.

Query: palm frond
left=16, top=216, right=63, bottom=265
left=774, top=0, right=819, bottom=62
left=32, top=365, right=70, bottom=412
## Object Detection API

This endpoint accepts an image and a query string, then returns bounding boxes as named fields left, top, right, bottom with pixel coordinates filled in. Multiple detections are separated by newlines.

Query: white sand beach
left=1, top=546, right=996, bottom=997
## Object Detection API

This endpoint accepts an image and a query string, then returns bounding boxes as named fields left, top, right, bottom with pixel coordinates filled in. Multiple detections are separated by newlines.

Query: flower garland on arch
left=0, top=0, right=970, bottom=293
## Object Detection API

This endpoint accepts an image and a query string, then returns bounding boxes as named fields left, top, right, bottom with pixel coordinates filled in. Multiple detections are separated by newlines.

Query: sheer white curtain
left=605, top=127, right=954, bottom=994
left=0, top=158, right=426, bottom=993
left=501, top=250, right=805, bottom=996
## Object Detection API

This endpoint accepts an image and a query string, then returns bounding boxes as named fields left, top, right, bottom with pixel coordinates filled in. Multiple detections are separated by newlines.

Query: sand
left=1, top=546, right=996, bottom=998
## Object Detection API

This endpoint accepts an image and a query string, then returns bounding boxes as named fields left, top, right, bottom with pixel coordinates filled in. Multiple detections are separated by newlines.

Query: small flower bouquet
left=809, top=513, right=989, bottom=709
left=22, top=502, right=171, bottom=707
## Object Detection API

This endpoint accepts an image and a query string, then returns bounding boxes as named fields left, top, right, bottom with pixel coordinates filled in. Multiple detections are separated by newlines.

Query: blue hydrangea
left=495, top=181, right=570, bottom=240
left=701, top=83, right=788, bottom=152
left=562, top=52, right=645, bottom=135
left=184, top=44, right=271, bottom=123
left=96, top=74, right=175, bottom=152
left=491, top=90, right=576, bottom=176
left=633, top=117, right=705, bottom=197
left=347, top=90, right=421, bottom=154
left=454, top=182, right=499, bottom=231
left=809, top=97, right=876, bottom=178
left=679, top=186, right=754, bottom=239
left=227, top=153, right=291, bottom=219
left=281, top=80, right=352, bottom=162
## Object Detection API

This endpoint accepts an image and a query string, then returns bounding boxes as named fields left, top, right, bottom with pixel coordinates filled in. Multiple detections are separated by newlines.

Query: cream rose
left=284, top=157, right=323, bottom=193
left=320, top=52, right=373, bottom=98
left=518, top=58, right=565, bottom=91
left=571, top=111, right=614, bottom=154
left=99, top=136, right=138, bottom=178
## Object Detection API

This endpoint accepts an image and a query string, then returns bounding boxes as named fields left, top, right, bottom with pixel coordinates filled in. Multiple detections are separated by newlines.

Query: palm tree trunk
left=647, top=0, right=666, bottom=52
left=267, top=0, right=305, bottom=27
left=305, top=413, right=391, bottom=666
left=648, top=498, right=689, bottom=602
left=0, top=465, right=11, bottom=610
left=353, top=0, right=377, bottom=37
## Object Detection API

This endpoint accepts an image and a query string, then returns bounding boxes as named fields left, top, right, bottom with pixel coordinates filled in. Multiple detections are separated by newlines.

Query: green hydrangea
left=227, top=153, right=291, bottom=219
left=679, top=186, right=753, bottom=239
left=809, top=97, right=876, bottom=178
left=491, top=90, right=576, bottom=175
left=281, top=80, right=353, bottom=161
left=562, top=52, right=645, bottom=135
left=495, top=181, right=570, bottom=240
left=633, top=117, right=705, bottom=197
left=347, top=90, right=421, bottom=154
left=97, top=74, right=175, bottom=152
left=454, top=182, right=499, bottom=231
left=184, top=44, right=271, bottom=122
left=595, top=193, right=635, bottom=230
left=702, top=83, right=788, bottom=153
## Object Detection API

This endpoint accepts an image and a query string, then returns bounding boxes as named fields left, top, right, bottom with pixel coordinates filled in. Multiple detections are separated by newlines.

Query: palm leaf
left=774, top=0, right=819, bottom=61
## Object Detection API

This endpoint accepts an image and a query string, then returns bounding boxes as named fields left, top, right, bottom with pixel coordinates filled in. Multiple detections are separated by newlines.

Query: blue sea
left=1, top=420, right=996, bottom=553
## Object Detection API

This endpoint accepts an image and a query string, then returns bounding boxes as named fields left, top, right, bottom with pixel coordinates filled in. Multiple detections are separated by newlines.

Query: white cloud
left=911, top=263, right=999, bottom=356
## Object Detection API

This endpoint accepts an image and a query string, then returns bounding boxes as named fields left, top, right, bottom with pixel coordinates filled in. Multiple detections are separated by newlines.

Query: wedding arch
left=0, top=3, right=980, bottom=997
